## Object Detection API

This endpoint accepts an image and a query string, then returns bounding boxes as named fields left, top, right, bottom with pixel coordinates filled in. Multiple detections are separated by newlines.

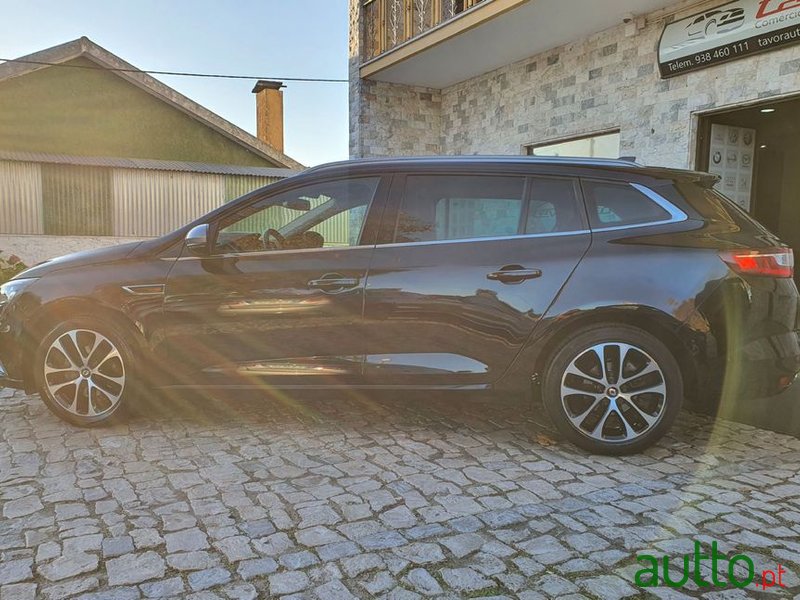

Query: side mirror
left=185, top=224, right=210, bottom=256
left=282, top=198, right=312, bottom=211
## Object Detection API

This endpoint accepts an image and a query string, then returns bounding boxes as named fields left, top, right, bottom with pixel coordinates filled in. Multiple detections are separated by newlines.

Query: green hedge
left=0, top=252, right=27, bottom=284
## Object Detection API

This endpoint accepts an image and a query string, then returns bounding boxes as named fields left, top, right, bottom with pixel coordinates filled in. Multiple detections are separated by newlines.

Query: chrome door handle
left=308, top=278, right=359, bottom=288
left=308, top=273, right=360, bottom=292
left=487, top=267, right=542, bottom=284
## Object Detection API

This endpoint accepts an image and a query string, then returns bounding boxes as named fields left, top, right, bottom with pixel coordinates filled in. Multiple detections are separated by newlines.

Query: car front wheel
left=542, top=324, right=683, bottom=455
left=35, top=317, right=136, bottom=427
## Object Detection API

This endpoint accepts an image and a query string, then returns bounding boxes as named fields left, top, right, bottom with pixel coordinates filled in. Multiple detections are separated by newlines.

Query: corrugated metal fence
left=42, top=164, right=112, bottom=236
left=0, top=161, right=43, bottom=234
left=0, top=160, right=284, bottom=237
left=112, top=170, right=227, bottom=237
left=228, top=195, right=353, bottom=247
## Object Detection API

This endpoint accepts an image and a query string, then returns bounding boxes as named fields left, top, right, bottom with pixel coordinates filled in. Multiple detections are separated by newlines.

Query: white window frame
left=523, top=129, right=622, bottom=159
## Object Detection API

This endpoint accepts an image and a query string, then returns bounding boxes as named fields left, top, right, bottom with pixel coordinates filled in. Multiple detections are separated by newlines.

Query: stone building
left=349, top=0, right=800, bottom=261
left=0, top=37, right=302, bottom=265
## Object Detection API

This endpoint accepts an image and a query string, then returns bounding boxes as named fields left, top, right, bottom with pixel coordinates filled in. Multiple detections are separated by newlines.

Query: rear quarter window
left=583, top=180, right=671, bottom=228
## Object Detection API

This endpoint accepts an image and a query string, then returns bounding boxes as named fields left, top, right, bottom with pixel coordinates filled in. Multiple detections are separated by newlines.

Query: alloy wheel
left=43, top=329, right=126, bottom=418
left=560, top=342, right=667, bottom=443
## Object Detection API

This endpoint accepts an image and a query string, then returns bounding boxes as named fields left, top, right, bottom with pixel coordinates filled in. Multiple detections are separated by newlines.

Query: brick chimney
left=252, top=80, right=285, bottom=153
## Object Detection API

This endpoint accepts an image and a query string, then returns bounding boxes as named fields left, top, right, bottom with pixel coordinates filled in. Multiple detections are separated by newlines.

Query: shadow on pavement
left=712, top=383, right=800, bottom=438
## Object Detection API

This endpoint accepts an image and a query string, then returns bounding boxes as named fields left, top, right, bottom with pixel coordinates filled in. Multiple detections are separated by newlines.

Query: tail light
left=720, top=248, right=794, bottom=278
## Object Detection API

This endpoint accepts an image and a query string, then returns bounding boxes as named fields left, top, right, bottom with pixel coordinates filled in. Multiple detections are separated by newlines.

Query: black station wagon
left=1, top=156, right=798, bottom=454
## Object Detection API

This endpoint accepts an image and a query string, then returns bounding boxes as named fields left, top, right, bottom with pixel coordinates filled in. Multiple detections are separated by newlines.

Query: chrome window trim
left=589, top=183, right=688, bottom=233
left=377, top=230, right=592, bottom=250
left=174, top=183, right=688, bottom=260
left=630, top=183, right=688, bottom=221
left=174, top=230, right=593, bottom=259
left=175, top=243, right=377, bottom=260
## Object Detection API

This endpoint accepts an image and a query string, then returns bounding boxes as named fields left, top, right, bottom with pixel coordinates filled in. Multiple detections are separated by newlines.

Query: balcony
left=362, top=0, right=489, bottom=61
left=359, top=0, right=678, bottom=88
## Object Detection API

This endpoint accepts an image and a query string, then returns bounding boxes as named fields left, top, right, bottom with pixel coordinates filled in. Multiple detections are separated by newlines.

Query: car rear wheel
left=542, top=324, right=683, bottom=455
left=35, top=317, right=136, bottom=427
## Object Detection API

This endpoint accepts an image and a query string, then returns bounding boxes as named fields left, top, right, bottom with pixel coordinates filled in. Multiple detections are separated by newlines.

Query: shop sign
left=659, top=0, right=800, bottom=78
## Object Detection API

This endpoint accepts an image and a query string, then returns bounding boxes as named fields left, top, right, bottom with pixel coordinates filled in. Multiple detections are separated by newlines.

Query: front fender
left=5, top=258, right=172, bottom=391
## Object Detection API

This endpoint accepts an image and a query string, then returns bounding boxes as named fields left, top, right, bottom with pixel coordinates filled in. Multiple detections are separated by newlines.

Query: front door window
left=215, top=177, right=380, bottom=254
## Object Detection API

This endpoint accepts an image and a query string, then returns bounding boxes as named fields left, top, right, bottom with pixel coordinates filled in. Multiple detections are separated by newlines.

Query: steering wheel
left=263, top=228, right=286, bottom=250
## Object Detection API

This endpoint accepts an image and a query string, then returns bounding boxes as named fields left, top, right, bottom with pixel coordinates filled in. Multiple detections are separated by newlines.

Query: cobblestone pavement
left=2, top=387, right=800, bottom=600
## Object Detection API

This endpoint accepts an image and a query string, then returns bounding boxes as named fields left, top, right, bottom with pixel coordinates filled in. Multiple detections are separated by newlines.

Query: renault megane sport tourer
left=1, top=156, right=798, bottom=454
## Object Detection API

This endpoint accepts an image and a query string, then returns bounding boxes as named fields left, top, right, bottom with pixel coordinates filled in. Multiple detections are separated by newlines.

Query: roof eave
left=0, top=37, right=305, bottom=171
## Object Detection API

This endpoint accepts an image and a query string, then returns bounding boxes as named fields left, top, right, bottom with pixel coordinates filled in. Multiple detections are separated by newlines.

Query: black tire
left=34, top=316, right=137, bottom=427
left=542, top=324, right=683, bottom=455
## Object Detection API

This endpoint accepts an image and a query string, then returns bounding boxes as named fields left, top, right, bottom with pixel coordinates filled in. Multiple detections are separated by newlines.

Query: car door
left=155, top=175, right=387, bottom=388
left=362, top=171, right=591, bottom=387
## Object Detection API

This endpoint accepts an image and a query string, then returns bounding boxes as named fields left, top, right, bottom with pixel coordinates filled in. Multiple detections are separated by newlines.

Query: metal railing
left=363, top=0, right=487, bottom=61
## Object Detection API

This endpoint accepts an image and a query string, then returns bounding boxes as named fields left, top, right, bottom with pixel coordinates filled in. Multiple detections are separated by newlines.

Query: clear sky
left=0, top=0, right=349, bottom=167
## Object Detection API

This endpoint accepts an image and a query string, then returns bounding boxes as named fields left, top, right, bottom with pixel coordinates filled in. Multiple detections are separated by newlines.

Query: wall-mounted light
left=760, top=108, right=776, bottom=114
left=760, top=144, right=768, bottom=149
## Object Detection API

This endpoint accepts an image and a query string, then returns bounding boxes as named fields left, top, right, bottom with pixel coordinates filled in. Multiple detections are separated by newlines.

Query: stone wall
left=351, top=0, right=800, bottom=168
left=349, top=0, right=442, bottom=158
left=0, top=234, right=150, bottom=267
left=354, top=81, right=443, bottom=157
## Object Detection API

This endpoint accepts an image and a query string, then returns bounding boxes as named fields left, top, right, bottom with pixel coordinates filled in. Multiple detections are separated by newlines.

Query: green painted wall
left=0, top=57, right=276, bottom=167
left=42, top=164, right=112, bottom=235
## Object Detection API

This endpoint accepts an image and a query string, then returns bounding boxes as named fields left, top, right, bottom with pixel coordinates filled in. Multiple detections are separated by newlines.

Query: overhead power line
left=0, top=57, right=349, bottom=83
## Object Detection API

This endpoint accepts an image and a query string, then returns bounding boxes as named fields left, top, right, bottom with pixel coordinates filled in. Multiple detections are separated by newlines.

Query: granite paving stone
left=1, top=389, right=799, bottom=598
left=105, top=551, right=165, bottom=586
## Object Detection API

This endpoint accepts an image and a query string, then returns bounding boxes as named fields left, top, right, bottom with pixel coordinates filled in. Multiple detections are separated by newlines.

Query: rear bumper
left=741, top=330, right=800, bottom=397
left=699, top=330, right=800, bottom=401
left=686, top=275, right=800, bottom=403
left=754, top=331, right=800, bottom=397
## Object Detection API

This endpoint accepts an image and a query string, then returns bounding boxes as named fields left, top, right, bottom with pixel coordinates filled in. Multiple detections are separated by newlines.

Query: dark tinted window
left=583, top=181, right=671, bottom=228
left=396, top=175, right=526, bottom=243
left=525, top=177, right=584, bottom=234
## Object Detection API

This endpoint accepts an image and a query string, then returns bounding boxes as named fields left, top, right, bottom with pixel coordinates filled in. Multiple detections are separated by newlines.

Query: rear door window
left=583, top=180, right=671, bottom=228
left=393, top=174, right=585, bottom=244
left=525, top=177, right=585, bottom=234
left=395, top=175, right=526, bottom=243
